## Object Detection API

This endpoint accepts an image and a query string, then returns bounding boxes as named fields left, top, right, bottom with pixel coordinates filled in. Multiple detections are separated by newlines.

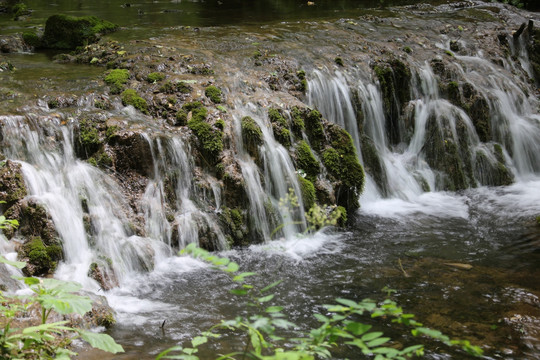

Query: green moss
left=47, top=99, right=59, bottom=109
left=220, top=207, right=248, bottom=247
left=334, top=57, right=344, bottom=66
left=121, top=89, right=148, bottom=114
left=298, top=176, right=316, bottom=211
left=273, top=124, right=291, bottom=147
left=89, top=151, right=112, bottom=169
left=183, top=101, right=203, bottom=111
left=447, top=81, right=460, bottom=105
left=159, top=80, right=174, bottom=94
left=41, top=14, right=118, bottom=50
left=205, top=85, right=222, bottom=103
left=403, top=46, right=412, bottom=53
left=335, top=206, right=347, bottom=227
left=305, top=109, right=325, bottom=152
left=322, top=147, right=341, bottom=177
left=22, top=31, right=41, bottom=47
left=268, top=108, right=288, bottom=127
left=23, top=237, right=59, bottom=275
left=78, top=119, right=101, bottom=157
left=296, top=140, right=320, bottom=182
left=290, top=106, right=305, bottom=137
left=188, top=106, right=223, bottom=163
left=241, top=116, right=263, bottom=159
left=104, top=69, right=130, bottom=94
left=146, top=72, right=165, bottom=83
left=12, top=2, right=29, bottom=18
left=175, top=109, right=188, bottom=126
left=215, top=119, right=225, bottom=131
left=176, top=81, right=192, bottom=94
left=360, top=135, right=386, bottom=195
left=296, top=70, right=308, bottom=93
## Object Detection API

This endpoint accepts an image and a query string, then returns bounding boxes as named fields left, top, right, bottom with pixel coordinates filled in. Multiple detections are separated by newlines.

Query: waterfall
left=231, top=102, right=307, bottom=242
left=307, top=55, right=540, bottom=203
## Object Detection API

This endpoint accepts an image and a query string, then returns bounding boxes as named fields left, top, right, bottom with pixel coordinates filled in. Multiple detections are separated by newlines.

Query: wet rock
left=40, top=15, right=118, bottom=50
left=360, top=135, right=387, bottom=196
left=527, top=28, right=540, bottom=83
left=88, top=261, right=118, bottom=291
left=372, top=57, right=412, bottom=145
left=240, top=116, right=263, bottom=163
left=109, top=131, right=154, bottom=178
left=0, top=34, right=31, bottom=53
left=0, top=160, right=27, bottom=208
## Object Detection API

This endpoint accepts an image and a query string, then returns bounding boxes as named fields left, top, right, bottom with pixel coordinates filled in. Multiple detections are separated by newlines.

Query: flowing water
left=1, top=0, right=540, bottom=359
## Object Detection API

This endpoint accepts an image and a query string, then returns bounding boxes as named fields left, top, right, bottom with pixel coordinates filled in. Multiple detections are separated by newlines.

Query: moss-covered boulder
left=40, top=14, right=118, bottom=50
left=322, top=124, right=365, bottom=211
left=20, top=236, right=62, bottom=276
left=219, top=207, right=248, bottom=247
left=75, top=118, right=103, bottom=159
left=187, top=103, right=223, bottom=164
left=268, top=108, right=292, bottom=147
left=240, top=116, right=263, bottom=160
left=298, top=175, right=316, bottom=211
left=295, top=140, right=319, bottom=183
left=473, top=146, right=514, bottom=186
left=372, top=58, right=411, bottom=145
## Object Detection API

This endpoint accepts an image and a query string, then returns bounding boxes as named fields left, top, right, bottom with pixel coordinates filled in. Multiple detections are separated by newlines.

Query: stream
left=1, top=0, right=540, bottom=359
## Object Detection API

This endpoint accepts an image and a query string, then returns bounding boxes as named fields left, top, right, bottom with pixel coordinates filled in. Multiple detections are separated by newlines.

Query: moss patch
left=121, top=89, right=148, bottom=114
left=146, top=72, right=165, bottom=83
left=187, top=104, right=223, bottom=163
left=22, top=237, right=62, bottom=276
left=205, top=85, right=222, bottom=103
left=104, top=69, right=130, bottom=94
left=241, top=116, right=263, bottom=160
left=296, top=140, right=319, bottom=183
left=298, top=176, right=316, bottom=211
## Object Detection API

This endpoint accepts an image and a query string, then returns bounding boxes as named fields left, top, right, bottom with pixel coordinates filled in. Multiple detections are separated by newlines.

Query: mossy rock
left=241, top=116, right=263, bottom=160
left=121, top=89, right=148, bottom=114
left=187, top=106, right=223, bottom=164
left=175, top=109, right=188, bottom=126
left=527, top=29, right=540, bottom=83
left=75, top=118, right=102, bottom=159
left=22, top=31, right=41, bottom=48
left=290, top=106, right=305, bottom=137
left=268, top=108, right=291, bottom=147
left=474, top=149, right=514, bottom=186
left=21, top=236, right=62, bottom=276
left=360, top=135, right=387, bottom=196
left=372, top=58, right=411, bottom=145
left=0, top=160, right=27, bottom=207
left=297, top=176, right=316, bottom=211
left=295, top=140, right=319, bottom=183
left=41, top=14, right=118, bottom=50
left=146, top=72, right=165, bottom=83
left=219, top=207, right=248, bottom=247
left=464, top=95, right=491, bottom=142
left=104, top=69, right=130, bottom=94
left=205, top=85, right=222, bottom=103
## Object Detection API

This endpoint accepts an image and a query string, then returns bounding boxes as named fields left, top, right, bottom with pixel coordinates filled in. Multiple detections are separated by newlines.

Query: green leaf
left=230, top=289, right=248, bottom=296
left=0, top=255, right=26, bottom=269
left=335, top=298, right=359, bottom=308
left=191, top=336, right=207, bottom=348
left=345, top=322, right=371, bottom=336
left=225, top=262, right=239, bottom=273
left=361, top=332, right=383, bottom=342
left=261, top=280, right=283, bottom=293
left=313, top=313, right=329, bottom=323
left=156, top=346, right=183, bottom=360
left=22, top=321, right=71, bottom=335
left=371, top=347, right=399, bottom=356
left=400, top=344, right=424, bottom=355
left=258, top=294, right=274, bottom=303
left=366, top=337, right=390, bottom=348
left=39, top=292, right=92, bottom=315
left=272, top=318, right=296, bottom=329
left=23, top=277, right=40, bottom=286
left=233, top=272, right=257, bottom=282
left=265, top=306, right=283, bottom=313
left=78, top=330, right=125, bottom=354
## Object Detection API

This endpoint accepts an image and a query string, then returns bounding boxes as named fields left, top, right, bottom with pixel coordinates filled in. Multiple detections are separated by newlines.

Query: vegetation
left=205, top=86, right=222, bottom=103
left=147, top=72, right=165, bottom=83
left=297, top=175, right=316, bottom=211
left=295, top=140, right=319, bottom=183
left=121, top=89, right=149, bottom=114
left=241, top=116, right=263, bottom=159
left=104, top=69, right=130, bottom=94
left=0, top=209, right=124, bottom=359
left=187, top=103, right=223, bottom=163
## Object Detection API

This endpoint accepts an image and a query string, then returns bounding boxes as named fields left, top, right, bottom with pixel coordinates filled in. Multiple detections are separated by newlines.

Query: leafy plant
left=0, top=207, right=124, bottom=358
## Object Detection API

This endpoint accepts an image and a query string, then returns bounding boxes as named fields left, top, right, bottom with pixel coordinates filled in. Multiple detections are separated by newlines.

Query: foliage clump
left=104, top=69, right=130, bottom=94
left=205, top=85, right=222, bottom=103
left=121, top=89, right=148, bottom=114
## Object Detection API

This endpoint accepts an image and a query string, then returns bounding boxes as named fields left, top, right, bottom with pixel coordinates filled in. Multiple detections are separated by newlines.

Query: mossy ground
left=121, top=89, right=149, bottom=114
